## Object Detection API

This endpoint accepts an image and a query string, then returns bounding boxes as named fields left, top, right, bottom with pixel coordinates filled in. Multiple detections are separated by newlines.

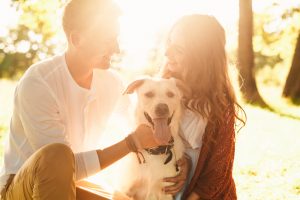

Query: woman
left=162, top=14, right=246, bottom=200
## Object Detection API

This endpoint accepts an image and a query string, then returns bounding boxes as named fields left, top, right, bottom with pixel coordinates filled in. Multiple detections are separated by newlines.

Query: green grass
left=232, top=64, right=300, bottom=199
left=256, top=64, right=300, bottom=120
left=234, top=105, right=300, bottom=199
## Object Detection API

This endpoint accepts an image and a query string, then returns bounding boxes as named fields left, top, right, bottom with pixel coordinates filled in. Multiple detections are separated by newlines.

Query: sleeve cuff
left=82, top=150, right=101, bottom=177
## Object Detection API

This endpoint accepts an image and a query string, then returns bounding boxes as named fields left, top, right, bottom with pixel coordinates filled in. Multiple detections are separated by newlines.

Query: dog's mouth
left=144, top=112, right=174, bottom=144
left=144, top=112, right=174, bottom=127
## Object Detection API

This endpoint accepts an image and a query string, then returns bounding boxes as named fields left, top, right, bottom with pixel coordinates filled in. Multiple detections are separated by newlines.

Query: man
left=0, top=0, right=188, bottom=199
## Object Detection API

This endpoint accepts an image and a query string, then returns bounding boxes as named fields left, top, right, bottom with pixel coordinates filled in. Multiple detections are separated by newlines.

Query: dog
left=116, top=77, right=188, bottom=200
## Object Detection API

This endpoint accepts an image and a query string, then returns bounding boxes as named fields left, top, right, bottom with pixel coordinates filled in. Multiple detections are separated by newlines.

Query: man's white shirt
left=0, top=53, right=128, bottom=189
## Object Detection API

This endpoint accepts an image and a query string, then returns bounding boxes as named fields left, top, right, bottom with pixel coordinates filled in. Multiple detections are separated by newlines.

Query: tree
left=283, top=32, right=300, bottom=100
left=238, top=0, right=266, bottom=105
left=281, top=6, right=300, bottom=101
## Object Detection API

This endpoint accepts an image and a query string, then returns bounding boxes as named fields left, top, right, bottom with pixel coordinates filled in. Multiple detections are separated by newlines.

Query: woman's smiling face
left=164, top=26, right=187, bottom=76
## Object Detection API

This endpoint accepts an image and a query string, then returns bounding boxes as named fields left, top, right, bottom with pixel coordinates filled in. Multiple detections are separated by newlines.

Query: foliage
left=0, top=0, right=65, bottom=79
left=253, top=2, right=300, bottom=75
left=1, top=0, right=300, bottom=83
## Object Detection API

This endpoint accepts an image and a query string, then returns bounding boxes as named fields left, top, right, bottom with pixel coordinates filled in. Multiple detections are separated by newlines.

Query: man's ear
left=123, top=79, right=145, bottom=95
left=172, top=78, right=192, bottom=98
left=69, top=31, right=82, bottom=48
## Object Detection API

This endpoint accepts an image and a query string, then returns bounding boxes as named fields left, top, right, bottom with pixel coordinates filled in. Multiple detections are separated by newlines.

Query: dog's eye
left=167, top=91, right=175, bottom=98
left=145, top=91, right=154, bottom=98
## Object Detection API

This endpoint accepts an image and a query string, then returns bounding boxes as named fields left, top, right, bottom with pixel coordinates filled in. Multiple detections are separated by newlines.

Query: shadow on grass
left=243, top=92, right=300, bottom=121
left=247, top=102, right=300, bottom=121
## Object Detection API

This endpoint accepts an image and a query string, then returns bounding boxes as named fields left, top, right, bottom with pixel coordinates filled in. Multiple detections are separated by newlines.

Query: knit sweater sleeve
left=192, top=114, right=237, bottom=200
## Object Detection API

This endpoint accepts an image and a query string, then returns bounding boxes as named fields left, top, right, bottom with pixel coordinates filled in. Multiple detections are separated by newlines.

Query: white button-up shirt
left=0, top=53, right=126, bottom=188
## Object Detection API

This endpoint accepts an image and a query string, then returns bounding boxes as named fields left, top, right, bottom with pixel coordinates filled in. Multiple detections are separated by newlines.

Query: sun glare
left=114, top=0, right=238, bottom=72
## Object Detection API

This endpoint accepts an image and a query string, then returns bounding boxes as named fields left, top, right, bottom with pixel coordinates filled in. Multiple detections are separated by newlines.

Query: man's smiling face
left=77, top=18, right=120, bottom=70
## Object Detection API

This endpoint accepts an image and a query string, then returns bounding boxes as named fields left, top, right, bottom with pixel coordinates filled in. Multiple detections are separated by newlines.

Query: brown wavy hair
left=162, top=14, right=246, bottom=136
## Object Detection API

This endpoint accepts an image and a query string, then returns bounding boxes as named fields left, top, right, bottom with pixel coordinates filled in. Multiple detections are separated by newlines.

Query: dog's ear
left=172, top=78, right=192, bottom=98
left=123, top=79, right=145, bottom=94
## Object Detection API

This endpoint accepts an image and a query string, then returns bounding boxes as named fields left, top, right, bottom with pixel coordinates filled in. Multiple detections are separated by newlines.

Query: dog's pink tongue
left=153, top=118, right=171, bottom=145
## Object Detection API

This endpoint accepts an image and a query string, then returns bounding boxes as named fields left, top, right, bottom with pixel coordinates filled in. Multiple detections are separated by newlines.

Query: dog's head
left=124, top=77, right=190, bottom=144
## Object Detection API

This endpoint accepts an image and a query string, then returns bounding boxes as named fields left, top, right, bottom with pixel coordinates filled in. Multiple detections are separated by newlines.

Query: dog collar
left=144, top=138, right=174, bottom=165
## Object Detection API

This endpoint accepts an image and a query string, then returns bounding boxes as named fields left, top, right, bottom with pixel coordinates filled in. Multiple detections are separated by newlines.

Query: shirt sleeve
left=16, top=76, right=69, bottom=149
left=74, top=150, right=100, bottom=180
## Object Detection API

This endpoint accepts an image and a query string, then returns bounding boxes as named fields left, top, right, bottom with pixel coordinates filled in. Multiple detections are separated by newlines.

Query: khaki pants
left=1, top=143, right=76, bottom=200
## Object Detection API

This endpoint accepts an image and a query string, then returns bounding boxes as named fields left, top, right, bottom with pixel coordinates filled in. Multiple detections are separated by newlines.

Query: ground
left=0, top=80, right=299, bottom=199
left=234, top=105, right=300, bottom=199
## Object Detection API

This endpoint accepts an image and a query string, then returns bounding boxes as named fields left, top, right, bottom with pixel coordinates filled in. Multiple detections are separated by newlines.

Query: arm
left=17, top=76, right=70, bottom=148
left=96, top=124, right=160, bottom=170
left=163, top=154, right=191, bottom=195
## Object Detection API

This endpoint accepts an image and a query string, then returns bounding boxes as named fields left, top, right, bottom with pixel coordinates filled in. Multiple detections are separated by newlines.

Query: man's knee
left=38, top=143, right=75, bottom=176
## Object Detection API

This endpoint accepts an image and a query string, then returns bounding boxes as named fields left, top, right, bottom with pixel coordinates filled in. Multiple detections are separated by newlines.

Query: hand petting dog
left=163, top=154, right=191, bottom=195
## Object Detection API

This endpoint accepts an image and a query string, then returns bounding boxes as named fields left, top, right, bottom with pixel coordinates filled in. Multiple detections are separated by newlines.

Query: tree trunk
left=282, top=33, right=300, bottom=100
left=238, top=0, right=266, bottom=106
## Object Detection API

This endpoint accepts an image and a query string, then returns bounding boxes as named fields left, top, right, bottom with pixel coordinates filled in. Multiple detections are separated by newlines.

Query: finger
left=164, top=167, right=186, bottom=181
left=176, top=158, right=185, bottom=166
left=164, top=181, right=185, bottom=195
left=177, top=156, right=191, bottom=168
left=163, top=174, right=185, bottom=183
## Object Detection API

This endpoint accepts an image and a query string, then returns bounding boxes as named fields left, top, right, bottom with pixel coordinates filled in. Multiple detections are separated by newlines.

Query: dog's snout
left=155, top=103, right=169, bottom=116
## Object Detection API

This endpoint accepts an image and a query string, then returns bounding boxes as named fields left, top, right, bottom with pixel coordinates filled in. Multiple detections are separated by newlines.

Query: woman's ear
left=123, top=79, right=145, bottom=95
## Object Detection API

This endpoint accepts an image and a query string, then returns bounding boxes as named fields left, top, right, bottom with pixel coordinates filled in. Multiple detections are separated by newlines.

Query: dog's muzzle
left=143, top=111, right=176, bottom=165
left=143, top=112, right=174, bottom=127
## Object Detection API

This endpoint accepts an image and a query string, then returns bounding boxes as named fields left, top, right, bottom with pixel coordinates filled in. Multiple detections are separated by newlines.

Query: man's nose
left=155, top=103, right=169, bottom=116
left=113, top=42, right=120, bottom=54
left=164, top=46, right=171, bottom=57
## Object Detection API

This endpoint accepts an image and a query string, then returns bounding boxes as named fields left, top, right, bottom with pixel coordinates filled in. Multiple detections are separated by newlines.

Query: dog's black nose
left=155, top=103, right=169, bottom=116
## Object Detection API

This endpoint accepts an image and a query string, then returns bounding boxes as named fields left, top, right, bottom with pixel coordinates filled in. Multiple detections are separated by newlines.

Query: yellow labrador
left=120, top=77, right=187, bottom=200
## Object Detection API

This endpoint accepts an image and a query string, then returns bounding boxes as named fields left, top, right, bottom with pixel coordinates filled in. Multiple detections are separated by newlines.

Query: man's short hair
left=62, top=0, right=121, bottom=36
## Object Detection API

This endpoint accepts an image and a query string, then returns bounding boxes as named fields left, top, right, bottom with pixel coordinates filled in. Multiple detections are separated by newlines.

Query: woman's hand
left=162, top=154, right=191, bottom=195
left=186, top=192, right=200, bottom=200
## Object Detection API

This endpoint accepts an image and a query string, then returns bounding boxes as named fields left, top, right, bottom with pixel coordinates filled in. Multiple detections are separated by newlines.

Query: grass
left=0, top=78, right=300, bottom=199
left=234, top=105, right=300, bottom=199
left=232, top=65, right=300, bottom=199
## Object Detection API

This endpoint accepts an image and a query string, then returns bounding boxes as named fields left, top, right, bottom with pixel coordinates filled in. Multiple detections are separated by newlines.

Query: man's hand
left=132, top=124, right=162, bottom=149
left=162, top=154, right=191, bottom=195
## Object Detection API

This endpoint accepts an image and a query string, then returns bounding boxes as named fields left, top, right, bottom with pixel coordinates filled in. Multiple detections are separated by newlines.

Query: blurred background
left=0, top=0, right=300, bottom=199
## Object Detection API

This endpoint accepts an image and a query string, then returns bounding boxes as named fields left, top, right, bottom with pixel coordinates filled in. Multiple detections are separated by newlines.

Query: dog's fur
left=119, top=77, right=186, bottom=200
